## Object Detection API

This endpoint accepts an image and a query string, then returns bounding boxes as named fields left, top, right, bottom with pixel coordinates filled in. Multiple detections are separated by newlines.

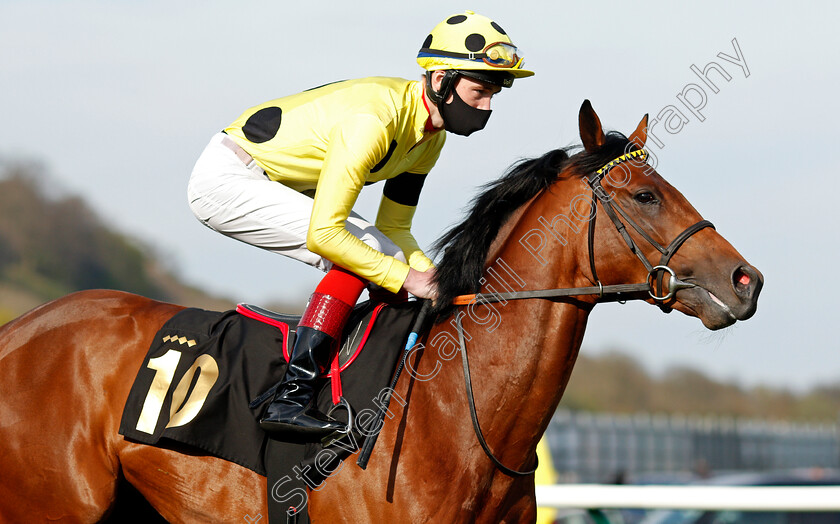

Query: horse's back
left=0, top=289, right=181, bottom=354
left=0, top=290, right=182, bottom=522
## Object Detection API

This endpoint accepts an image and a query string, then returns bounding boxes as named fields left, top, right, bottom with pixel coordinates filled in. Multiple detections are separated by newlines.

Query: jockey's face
left=449, top=76, right=502, bottom=111
left=424, top=71, right=503, bottom=131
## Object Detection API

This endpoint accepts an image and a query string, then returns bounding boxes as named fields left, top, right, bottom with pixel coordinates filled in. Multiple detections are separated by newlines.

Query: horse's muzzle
left=729, top=264, right=763, bottom=320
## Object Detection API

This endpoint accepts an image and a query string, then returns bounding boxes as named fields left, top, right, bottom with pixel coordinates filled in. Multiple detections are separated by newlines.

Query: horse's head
left=432, top=100, right=762, bottom=330
left=574, top=100, right=762, bottom=329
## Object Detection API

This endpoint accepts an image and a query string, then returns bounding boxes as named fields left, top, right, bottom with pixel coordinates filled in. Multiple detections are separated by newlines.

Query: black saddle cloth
left=118, top=299, right=421, bottom=523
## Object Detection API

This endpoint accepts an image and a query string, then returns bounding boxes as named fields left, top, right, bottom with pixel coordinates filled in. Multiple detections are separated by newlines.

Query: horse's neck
left=420, top=186, right=593, bottom=477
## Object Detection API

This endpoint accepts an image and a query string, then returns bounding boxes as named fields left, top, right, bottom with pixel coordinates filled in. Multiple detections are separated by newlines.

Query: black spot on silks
left=422, top=34, right=433, bottom=48
left=465, top=33, right=486, bottom=52
left=491, top=21, right=506, bottom=35
left=447, top=15, right=467, bottom=24
left=384, top=172, right=428, bottom=206
left=242, top=107, right=283, bottom=144
left=371, top=140, right=397, bottom=173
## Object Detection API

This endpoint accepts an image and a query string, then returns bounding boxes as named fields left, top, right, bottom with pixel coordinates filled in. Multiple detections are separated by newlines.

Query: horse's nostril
left=733, top=267, right=751, bottom=293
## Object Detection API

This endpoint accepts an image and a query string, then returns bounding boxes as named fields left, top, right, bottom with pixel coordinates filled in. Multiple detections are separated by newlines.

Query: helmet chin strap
left=424, top=70, right=493, bottom=137
left=424, top=70, right=459, bottom=111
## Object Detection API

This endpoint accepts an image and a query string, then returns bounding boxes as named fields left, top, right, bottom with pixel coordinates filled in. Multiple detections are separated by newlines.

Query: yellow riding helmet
left=417, top=10, right=535, bottom=86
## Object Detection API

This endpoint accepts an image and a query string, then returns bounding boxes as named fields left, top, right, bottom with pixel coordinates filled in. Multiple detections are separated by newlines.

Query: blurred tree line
left=0, top=162, right=232, bottom=323
left=0, top=166, right=164, bottom=298
left=563, top=351, right=840, bottom=423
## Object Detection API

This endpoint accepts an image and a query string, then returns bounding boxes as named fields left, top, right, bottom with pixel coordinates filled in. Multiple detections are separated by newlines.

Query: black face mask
left=440, top=88, right=492, bottom=137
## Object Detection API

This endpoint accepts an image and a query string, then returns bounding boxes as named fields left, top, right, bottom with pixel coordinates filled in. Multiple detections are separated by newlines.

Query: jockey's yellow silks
left=224, top=78, right=444, bottom=293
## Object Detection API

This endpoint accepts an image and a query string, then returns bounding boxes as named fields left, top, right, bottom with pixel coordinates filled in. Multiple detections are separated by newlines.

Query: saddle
left=237, top=302, right=383, bottom=406
left=118, top=299, right=422, bottom=524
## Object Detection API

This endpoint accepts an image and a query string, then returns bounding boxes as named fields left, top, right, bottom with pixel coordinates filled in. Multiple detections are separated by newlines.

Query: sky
left=1, top=1, right=838, bottom=393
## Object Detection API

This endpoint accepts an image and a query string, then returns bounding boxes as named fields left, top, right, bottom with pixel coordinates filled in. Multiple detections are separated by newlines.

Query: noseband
left=450, top=149, right=714, bottom=477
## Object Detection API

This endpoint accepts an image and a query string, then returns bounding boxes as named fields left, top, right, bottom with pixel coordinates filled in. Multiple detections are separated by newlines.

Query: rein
left=451, top=149, right=714, bottom=476
left=455, top=312, right=538, bottom=477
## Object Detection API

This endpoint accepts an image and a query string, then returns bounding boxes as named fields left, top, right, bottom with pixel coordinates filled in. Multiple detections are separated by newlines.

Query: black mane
left=431, top=131, right=637, bottom=319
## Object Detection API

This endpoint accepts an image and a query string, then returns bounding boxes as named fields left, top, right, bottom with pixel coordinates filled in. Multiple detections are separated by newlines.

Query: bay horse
left=0, top=101, right=761, bottom=523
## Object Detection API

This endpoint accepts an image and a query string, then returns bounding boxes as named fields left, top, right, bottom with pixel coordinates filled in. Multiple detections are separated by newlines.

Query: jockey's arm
left=307, top=114, right=414, bottom=294
left=375, top=173, right=435, bottom=273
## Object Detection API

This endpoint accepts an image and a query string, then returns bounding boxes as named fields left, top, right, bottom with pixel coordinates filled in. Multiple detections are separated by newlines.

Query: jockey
left=187, top=10, right=534, bottom=441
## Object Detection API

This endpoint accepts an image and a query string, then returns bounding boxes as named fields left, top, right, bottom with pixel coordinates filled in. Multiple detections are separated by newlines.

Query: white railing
left=535, top=484, right=840, bottom=511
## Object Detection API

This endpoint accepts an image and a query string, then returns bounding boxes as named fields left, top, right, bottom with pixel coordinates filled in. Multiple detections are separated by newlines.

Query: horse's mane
left=431, top=131, right=637, bottom=318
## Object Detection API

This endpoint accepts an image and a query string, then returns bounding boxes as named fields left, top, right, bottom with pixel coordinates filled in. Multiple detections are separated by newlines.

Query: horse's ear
left=579, top=99, right=605, bottom=152
left=628, top=113, right=649, bottom=148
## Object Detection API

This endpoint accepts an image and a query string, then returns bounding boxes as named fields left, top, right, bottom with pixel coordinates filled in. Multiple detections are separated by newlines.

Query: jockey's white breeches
left=187, top=133, right=405, bottom=274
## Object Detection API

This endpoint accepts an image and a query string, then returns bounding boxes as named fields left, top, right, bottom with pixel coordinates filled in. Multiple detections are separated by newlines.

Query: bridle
left=586, top=149, right=714, bottom=308
left=452, top=149, right=715, bottom=308
left=452, top=149, right=715, bottom=476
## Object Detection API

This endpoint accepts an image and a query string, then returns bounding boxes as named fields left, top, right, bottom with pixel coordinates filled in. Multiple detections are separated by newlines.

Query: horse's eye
left=634, top=191, right=657, bottom=205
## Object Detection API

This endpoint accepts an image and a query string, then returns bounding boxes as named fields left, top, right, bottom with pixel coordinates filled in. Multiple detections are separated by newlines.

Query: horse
left=0, top=101, right=762, bottom=523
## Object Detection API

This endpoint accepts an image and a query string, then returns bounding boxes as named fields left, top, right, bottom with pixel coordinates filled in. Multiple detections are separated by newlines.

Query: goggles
left=481, top=42, right=522, bottom=68
left=418, top=41, right=524, bottom=69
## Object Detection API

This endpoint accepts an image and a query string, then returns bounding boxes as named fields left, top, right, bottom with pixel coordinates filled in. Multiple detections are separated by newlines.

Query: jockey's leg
left=189, top=132, right=408, bottom=438
left=259, top=266, right=366, bottom=438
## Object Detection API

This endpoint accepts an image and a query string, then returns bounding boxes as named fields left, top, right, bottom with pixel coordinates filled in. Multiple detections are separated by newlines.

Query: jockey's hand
left=403, top=268, right=438, bottom=301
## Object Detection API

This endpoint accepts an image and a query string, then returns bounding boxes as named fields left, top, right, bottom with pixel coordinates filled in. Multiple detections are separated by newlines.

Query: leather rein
left=451, top=149, right=714, bottom=477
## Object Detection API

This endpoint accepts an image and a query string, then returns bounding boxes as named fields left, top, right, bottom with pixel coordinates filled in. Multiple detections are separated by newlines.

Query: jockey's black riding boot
left=258, top=325, right=346, bottom=439
left=259, top=266, right=366, bottom=440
